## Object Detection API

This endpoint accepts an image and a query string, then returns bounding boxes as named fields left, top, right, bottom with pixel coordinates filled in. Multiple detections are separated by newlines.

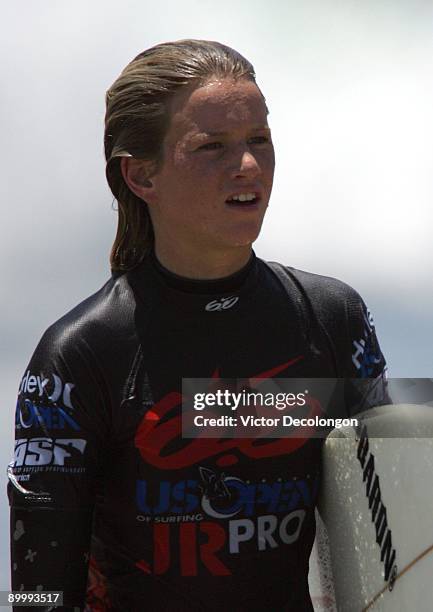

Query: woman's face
left=138, top=78, right=275, bottom=259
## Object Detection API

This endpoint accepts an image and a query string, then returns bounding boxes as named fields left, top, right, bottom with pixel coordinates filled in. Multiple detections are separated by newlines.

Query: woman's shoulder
left=37, top=272, right=138, bottom=358
left=261, top=259, right=364, bottom=306
left=261, top=259, right=386, bottom=378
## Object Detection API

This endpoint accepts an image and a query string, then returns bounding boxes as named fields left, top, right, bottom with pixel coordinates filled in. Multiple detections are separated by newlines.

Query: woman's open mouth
left=225, top=192, right=260, bottom=208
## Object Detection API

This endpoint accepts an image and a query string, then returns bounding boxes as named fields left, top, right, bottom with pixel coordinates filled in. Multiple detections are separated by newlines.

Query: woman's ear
left=120, top=157, right=157, bottom=205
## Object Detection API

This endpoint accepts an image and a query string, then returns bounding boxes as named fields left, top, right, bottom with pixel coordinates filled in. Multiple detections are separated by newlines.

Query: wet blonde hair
left=104, top=39, right=256, bottom=271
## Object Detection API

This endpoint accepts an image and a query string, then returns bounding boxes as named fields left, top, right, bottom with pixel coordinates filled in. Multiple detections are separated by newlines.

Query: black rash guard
left=8, top=252, right=388, bottom=611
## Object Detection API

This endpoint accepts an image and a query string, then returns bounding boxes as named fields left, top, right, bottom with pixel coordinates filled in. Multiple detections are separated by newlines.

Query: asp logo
left=13, top=437, right=87, bottom=467
left=205, top=296, right=239, bottom=312
left=19, top=370, right=75, bottom=409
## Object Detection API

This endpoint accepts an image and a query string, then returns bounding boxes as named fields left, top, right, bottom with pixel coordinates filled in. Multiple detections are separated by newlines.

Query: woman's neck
left=153, top=243, right=253, bottom=280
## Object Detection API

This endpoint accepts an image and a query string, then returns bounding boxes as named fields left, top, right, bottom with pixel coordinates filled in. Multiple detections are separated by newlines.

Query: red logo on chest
left=134, top=357, right=321, bottom=469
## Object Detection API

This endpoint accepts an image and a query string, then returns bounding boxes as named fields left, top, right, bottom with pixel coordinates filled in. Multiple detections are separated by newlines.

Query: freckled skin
left=145, top=78, right=276, bottom=277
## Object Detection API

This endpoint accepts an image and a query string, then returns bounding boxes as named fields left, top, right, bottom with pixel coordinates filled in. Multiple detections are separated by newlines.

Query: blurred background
left=2, top=0, right=433, bottom=603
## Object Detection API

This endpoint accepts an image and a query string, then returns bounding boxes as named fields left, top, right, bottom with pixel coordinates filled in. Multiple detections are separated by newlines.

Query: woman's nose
left=232, top=149, right=261, bottom=178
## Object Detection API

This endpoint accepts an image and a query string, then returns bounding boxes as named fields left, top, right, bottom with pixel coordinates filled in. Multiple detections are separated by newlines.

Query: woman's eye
left=248, top=136, right=270, bottom=144
left=197, top=136, right=271, bottom=151
left=199, top=142, right=223, bottom=150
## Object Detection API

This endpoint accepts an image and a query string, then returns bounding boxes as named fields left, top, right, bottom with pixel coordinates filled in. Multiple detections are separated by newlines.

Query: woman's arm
left=8, top=321, right=110, bottom=610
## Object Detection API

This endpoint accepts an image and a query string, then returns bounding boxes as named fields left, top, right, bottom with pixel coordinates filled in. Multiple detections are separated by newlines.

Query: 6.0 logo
left=205, top=296, right=239, bottom=312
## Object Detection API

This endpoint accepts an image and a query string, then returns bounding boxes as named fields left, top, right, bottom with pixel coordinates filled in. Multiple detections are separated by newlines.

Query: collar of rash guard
left=150, top=250, right=257, bottom=293
left=128, top=250, right=261, bottom=315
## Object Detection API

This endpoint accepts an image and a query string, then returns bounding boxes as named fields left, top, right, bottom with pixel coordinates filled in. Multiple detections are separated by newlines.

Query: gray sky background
left=1, top=0, right=432, bottom=597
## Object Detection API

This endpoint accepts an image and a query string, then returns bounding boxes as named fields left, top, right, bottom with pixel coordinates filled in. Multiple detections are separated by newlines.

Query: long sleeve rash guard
left=8, top=252, right=388, bottom=611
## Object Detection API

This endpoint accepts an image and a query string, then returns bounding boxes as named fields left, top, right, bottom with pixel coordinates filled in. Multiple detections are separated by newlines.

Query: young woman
left=9, top=39, right=388, bottom=611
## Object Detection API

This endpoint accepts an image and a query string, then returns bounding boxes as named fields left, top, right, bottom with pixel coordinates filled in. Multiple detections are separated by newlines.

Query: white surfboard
left=319, top=404, right=433, bottom=612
